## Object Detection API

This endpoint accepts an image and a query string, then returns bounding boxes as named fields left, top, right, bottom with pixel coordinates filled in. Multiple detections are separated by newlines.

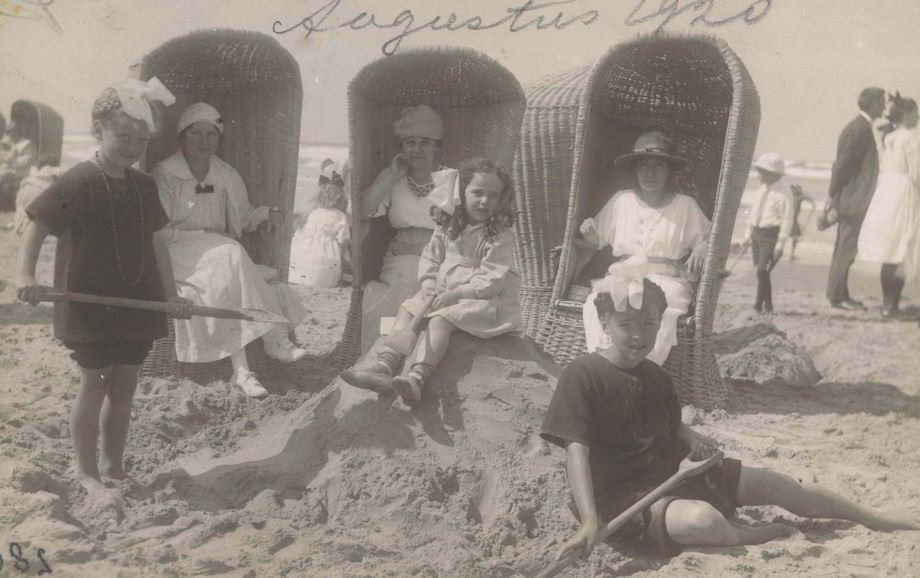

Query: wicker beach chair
left=513, top=33, right=760, bottom=408
left=334, top=47, right=526, bottom=368
left=0, top=100, right=64, bottom=209
left=135, top=29, right=306, bottom=382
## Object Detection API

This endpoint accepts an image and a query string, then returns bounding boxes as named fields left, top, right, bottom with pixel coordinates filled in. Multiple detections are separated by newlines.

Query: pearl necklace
left=95, top=153, right=145, bottom=286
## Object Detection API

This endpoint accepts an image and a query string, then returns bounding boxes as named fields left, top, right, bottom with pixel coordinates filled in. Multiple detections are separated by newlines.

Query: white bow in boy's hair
left=114, top=77, right=176, bottom=132
left=594, top=254, right=651, bottom=312
left=426, top=168, right=461, bottom=215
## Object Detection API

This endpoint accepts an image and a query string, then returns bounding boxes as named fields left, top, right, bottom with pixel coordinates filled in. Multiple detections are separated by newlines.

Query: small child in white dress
left=289, top=161, right=351, bottom=287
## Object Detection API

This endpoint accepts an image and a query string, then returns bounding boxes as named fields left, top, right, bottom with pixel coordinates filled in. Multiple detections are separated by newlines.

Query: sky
left=1, top=0, right=919, bottom=162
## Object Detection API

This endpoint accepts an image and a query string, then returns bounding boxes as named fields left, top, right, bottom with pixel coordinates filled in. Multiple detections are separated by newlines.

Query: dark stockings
left=880, top=263, right=904, bottom=315
left=755, top=269, right=773, bottom=313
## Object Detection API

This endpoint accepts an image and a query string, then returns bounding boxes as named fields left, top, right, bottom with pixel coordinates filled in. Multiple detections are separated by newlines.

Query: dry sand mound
left=161, top=334, right=580, bottom=577
left=714, top=322, right=821, bottom=386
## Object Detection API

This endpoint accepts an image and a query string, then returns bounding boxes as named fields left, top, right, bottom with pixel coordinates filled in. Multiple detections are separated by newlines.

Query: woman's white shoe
left=234, top=370, right=269, bottom=398
left=263, top=330, right=308, bottom=362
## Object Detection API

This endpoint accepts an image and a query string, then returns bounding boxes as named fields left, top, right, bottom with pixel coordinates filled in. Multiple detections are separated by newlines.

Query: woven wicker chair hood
left=10, top=100, right=64, bottom=162
left=336, top=46, right=526, bottom=366
left=513, top=32, right=760, bottom=408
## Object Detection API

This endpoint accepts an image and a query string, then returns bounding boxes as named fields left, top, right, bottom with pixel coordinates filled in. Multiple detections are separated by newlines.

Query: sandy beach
left=2, top=185, right=919, bottom=577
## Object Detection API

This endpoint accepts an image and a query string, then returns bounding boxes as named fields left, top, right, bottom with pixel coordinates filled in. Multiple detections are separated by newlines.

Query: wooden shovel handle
left=35, top=287, right=260, bottom=321
left=535, top=452, right=724, bottom=578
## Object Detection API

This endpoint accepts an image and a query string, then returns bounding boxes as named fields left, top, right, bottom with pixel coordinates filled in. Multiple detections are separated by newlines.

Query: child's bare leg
left=99, top=364, right=140, bottom=480
left=414, top=316, right=454, bottom=369
left=391, top=317, right=454, bottom=403
left=737, top=466, right=918, bottom=531
left=390, top=306, right=414, bottom=334
left=72, top=366, right=110, bottom=491
left=665, top=499, right=793, bottom=547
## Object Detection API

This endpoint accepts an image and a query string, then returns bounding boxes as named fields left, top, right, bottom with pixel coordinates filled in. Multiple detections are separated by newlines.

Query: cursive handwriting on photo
left=273, top=0, right=774, bottom=55
left=273, top=0, right=600, bottom=56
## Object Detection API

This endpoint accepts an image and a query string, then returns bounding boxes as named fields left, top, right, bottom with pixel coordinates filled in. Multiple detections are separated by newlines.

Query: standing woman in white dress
left=358, top=105, right=458, bottom=353
left=153, top=102, right=308, bottom=398
left=857, top=95, right=919, bottom=318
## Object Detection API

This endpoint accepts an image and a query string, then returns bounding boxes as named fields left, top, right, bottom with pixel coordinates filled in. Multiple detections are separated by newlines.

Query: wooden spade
left=380, top=292, right=435, bottom=356
left=36, top=286, right=288, bottom=324
left=535, top=451, right=725, bottom=578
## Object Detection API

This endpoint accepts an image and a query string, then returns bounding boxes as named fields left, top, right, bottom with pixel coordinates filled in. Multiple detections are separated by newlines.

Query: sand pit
left=2, top=215, right=920, bottom=577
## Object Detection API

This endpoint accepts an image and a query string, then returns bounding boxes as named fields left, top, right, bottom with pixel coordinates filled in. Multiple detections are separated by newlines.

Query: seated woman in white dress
left=580, top=131, right=710, bottom=366
left=358, top=105, right=458, bottom=352
left=153, top=102, right=307, bottom=398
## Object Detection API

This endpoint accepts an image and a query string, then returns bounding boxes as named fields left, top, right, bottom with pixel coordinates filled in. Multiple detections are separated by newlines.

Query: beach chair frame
left=335, top=47, right=526, bottom=368
left=514, top=33, right=760, bottom=408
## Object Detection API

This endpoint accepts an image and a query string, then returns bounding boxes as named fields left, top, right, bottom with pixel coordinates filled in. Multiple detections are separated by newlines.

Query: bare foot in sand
left=78, top=475, right=125, bottom=523
left=736, top=522, right=797, bottom=545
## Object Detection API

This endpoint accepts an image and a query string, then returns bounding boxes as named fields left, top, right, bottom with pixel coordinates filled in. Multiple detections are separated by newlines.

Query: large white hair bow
left=426, top=168, right=461, bottom=215
left=594, top=254, right=650, bottom=312
left=114, top=77, right=175, bottom=132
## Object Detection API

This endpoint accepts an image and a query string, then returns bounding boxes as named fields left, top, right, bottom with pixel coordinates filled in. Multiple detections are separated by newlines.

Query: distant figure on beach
left=0, top=121, right=38, bottom=210
left=289, top=160, right=351, bottom=287
left=857, top=94, right=919, bottom=318
left=825, top=87, right=886, bottom=311
left=787, top=183, right=814, bottom=262
left=153, top=102, right=308, bottom=398
left=743, top=153, right=794, bottom=314
left=13, top=154, right=59, bottom=234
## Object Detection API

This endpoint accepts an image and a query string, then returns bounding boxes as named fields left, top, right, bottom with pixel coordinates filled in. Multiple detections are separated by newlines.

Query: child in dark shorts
left=541, top=274, right=918, bottom=562
left=16, top=79, right=191, bottom=519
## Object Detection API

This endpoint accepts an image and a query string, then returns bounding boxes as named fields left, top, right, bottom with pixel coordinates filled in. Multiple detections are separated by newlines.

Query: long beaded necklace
left=95, top=152, right=145, bottom=286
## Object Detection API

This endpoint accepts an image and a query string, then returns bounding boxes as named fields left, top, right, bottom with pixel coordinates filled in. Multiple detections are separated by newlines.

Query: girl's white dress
left=153, top=151, right=307, bottom=363
left=360, top=168, right=456, bottom=353
left=582, top=190, right=710, bottom=365
left=858, top=127, right=920, bottom=264
left=401, top=224, right=522, bottom=338
left=289, top=207, right=350, bottom=287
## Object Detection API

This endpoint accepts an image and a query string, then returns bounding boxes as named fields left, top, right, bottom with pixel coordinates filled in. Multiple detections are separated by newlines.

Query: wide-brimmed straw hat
left=614, top=131, right=688, bottom=171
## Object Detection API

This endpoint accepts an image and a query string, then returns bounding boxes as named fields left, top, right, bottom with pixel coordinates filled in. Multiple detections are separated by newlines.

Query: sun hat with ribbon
left=177, top=102, right=224, bottom=136
left=614, top=130, right=688, bottom=171
left=593, top=255, right=668, bottom=313
left=113, top=77, right=175, bottom=132
left=393, top=105, right=443, bottom=141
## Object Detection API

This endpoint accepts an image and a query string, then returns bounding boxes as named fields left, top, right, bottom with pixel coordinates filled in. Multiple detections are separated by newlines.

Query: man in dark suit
left=826, top=87, right=886, bottom=309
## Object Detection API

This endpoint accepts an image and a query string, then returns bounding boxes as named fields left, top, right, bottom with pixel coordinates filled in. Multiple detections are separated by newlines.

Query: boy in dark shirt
left=541, top=275, right=917, bottom=561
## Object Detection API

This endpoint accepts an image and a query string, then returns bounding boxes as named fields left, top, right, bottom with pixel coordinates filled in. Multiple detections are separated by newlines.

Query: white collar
left=157, top=150, right=231, bottom=181
left=859, top=111, right=874, bottom=125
